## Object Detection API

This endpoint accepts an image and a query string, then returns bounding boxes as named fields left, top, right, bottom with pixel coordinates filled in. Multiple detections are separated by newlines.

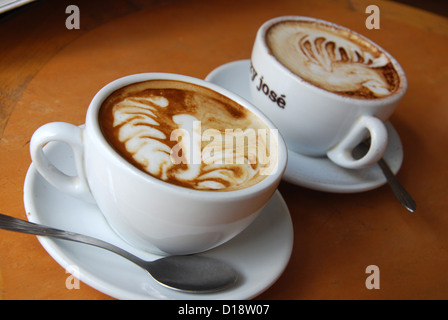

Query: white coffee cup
left=249, top=16, right=407, bottom=169
left=30, top=73, right=287, bottom=255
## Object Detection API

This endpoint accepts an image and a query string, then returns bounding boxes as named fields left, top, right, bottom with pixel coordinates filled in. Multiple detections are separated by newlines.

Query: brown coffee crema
left=99, top=80, right=274, bottom=191
left=266, top=20, right=400, bottom=99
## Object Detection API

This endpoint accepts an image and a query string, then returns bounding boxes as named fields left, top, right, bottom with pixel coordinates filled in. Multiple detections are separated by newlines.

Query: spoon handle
left=377, top=159, right=416, bottom=212
left=0, top=213, right=147, bottom=268
left=352, top=141, right=416, bottom=213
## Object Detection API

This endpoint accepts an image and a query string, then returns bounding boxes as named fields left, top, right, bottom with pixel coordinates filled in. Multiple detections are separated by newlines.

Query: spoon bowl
left=0, top=213, right=238, bottom=293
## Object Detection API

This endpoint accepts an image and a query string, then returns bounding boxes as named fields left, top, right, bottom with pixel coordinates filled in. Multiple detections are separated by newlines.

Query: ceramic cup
left=30, top=73, right=287, bottom=255
left=249, top=16, right=407, bottom=169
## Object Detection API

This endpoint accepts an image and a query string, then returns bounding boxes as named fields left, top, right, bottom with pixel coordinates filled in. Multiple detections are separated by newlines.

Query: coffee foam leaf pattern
left=267, top=21, right=398, bottom=98
left=104, top=86, right=271, bottom=191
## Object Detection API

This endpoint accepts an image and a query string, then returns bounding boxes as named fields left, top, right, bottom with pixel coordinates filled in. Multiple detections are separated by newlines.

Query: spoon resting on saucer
left=353, top=141, right=416, bottom=212
left=0, top=213, right=238, bottom=293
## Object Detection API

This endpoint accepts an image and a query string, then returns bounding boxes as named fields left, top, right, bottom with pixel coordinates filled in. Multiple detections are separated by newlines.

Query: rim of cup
left=86, top=73, right=287, bottom=200
left=256, top=15, right=408, bottom=106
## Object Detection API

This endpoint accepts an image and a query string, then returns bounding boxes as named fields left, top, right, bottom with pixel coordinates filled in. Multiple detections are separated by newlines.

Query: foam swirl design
left=100, top=81, right=273, bottom=191
left=267, top=21, right=399, bottom=98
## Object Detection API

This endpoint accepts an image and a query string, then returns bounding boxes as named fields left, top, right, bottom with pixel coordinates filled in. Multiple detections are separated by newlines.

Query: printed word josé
left=250, top=62, right=287, bottom=109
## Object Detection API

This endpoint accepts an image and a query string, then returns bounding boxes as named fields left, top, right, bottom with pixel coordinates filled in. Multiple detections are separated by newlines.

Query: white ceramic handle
left=30, top=122, right=94, bottom=203
left=327, top=115, right=388, bottom=169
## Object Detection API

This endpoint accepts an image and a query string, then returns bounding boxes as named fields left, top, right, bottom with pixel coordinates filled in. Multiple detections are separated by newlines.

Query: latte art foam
left=266, top=20, right=400, bottom=98
left=99, top=80, right=275, bottom=191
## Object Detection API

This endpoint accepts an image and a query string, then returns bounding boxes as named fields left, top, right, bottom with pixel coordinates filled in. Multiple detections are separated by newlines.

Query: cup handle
left=30, top=122, right=95, bottom=203
left=326, top=115, right=388, bottom=169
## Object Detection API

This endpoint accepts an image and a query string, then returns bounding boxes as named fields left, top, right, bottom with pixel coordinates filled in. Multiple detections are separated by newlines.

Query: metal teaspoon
left=0, top=213, right=238, bottom=293
left=353, top=141, right=416, bottom=212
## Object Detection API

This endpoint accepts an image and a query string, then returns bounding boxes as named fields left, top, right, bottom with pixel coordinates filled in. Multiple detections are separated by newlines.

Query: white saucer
left=23, top=141, right=293, bottom=300
left=206, top=59, right=404, bottom=193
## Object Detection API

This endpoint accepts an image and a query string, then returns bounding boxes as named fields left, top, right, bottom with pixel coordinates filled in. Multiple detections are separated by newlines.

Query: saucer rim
left=205, top=59, right=404, bottom=193
left=23, top=141, right=294, bottom=300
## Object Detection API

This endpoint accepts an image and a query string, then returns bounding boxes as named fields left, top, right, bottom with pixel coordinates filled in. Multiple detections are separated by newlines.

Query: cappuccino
left=266, top=20, right=400, bottom=99
left=99, top=80, right=276, bottom=191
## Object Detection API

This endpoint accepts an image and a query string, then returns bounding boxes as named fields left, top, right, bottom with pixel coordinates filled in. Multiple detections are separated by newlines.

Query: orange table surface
left=1, top=0, right=447, bottom=300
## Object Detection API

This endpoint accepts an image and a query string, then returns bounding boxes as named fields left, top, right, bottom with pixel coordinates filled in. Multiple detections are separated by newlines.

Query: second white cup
left=249, top=16, right=407, bottom=169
